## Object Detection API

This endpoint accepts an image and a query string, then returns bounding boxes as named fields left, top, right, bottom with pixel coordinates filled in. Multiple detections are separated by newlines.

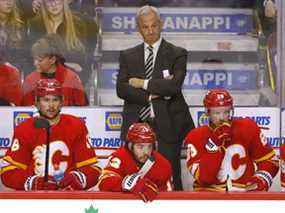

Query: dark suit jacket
left=117, top=39, right=194, bottom=144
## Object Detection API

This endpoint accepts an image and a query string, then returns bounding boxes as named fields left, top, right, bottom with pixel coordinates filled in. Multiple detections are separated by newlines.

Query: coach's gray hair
left=136, top=5, right=161, bottom=24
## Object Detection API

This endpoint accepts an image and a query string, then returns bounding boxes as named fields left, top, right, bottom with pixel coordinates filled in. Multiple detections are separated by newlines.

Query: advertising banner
left=102, top=8, right=253, bottom=34
left=0, top=107, right=280, bottom=157
left=100, top=63, right=257, bottom=90
left=0, top=107, right=281, bottom=190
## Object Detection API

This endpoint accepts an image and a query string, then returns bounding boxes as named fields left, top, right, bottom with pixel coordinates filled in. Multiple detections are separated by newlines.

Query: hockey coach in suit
left=116, top=5, right=195, bottom=190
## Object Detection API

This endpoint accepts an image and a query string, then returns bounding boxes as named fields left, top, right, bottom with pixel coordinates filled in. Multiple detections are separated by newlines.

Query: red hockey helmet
left=126, top=123, right=156, bottom=144
left=36, top=79, right=62, bottom=97
left=203, top=89, right=233, bottom=108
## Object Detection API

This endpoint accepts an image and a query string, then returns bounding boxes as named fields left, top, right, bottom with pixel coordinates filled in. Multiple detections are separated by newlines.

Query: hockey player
left=98, top=122, right=172, bottom=202
left=0, top=78, right=101, bottom=190
left=184, top=88, right=278, bottom=191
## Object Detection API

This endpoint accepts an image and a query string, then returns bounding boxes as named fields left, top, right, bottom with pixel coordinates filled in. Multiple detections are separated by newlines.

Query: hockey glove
left=246, top=171, right=272, bottom=191
left=199, top=151, right=224, bottom=185
left=122, top=173, right=158, bottom=202
left=211, top=122, right=231, bottom=146
left=58, top=171, right=87, bottom=190
left=24, top=175, right=58, bottom=191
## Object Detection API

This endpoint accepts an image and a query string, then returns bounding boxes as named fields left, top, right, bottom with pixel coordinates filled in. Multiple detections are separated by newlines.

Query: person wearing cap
left=184, top=88, right=278, bottom=191
left=98, top=122, right=172, bottom=202
left=22, top=33, right=88, bottom=106
left=0, top=78, right=101, bottom=190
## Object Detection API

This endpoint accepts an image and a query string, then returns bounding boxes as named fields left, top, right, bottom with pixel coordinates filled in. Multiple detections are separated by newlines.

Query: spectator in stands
left=264, top=0, right=277, bottom=18
left=0, top=60, right=22, bottom=106
left=22, top=33, right=88, bottom=106
left=0, top=0, right=29, bottom=74
left=184, top=89, right=279, bottom=191
left=0, top=78, right=101, bottom=190
left=21, top=0, right=96, bottom=17
left=116, top=5, right=195, bottom=190
left=255, top=0, right=277, bottom=38
left=98, top=122, right=172, bottom=202
left=28, top=0, right=98, bottom=87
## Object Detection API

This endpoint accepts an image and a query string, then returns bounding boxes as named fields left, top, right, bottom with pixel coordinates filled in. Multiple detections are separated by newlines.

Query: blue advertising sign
left=102, top=8, right=252, bottom=33
left=184, top=69, right=257, bottom=90
left=101, top=68, right=257, bottom=90
left=0, top=137, right=10, bottom=148
left=13, top=111, right=34, bottom=128
left=105, top=111, right=123, bottom=131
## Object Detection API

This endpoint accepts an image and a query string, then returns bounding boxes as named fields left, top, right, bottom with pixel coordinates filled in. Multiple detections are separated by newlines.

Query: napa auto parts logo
left=197, top=111, right=209, bottom=126
left=197, top=111, right=272, bottom=129
left=13, top=111, right=34, bottom=128
left=105, top=111, right=122, bottom=131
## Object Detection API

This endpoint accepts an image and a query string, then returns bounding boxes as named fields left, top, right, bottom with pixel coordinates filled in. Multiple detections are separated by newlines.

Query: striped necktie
left=139, top=45, right=154, bottom=122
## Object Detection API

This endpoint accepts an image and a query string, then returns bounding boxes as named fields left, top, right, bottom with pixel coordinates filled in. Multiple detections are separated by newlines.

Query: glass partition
left=97, top=0, right=280, bottom=107
left=0, top=0, right=280, bottom=107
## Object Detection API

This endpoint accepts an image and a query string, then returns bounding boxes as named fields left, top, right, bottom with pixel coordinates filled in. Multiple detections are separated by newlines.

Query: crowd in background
left=0, top=0, right=277, bottom=107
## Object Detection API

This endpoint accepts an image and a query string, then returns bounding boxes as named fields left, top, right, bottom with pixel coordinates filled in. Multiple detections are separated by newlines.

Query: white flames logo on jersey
left=32, top=140, right=70, bottom=177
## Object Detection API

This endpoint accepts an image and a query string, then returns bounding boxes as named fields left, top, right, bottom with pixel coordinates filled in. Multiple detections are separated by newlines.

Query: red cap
left=36, top=79, right=62, bottom=97
left=204, top=89, right=233, bottom=108
left=126, top=123, right=156, bottom=144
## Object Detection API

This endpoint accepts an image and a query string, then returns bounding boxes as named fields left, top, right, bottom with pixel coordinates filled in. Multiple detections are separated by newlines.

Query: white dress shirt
left=142, top=37, right=162, bottom=118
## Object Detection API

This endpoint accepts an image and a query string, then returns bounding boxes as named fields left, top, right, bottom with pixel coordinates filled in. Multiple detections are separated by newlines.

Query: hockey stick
left=34, top=118, right=50, bottom=182
left=137, top=156, right=155, bottom=177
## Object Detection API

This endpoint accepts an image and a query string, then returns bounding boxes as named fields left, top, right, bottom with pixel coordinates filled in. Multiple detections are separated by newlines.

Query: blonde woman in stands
left=0, top=0, right=29, bottom=73
left=28, top=0, right=98, bottom=86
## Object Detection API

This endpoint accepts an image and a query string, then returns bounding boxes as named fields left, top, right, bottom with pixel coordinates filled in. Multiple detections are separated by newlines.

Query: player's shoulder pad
left=14, top=117, right=37, bottom=133
left=3, top=62, right=19, bottom=72
left=61, top=114, right=86, bottom=126
left=152, top=151, right=172, bottom=176
left=184, top=126, right=209, bottom=145
left=232, top=117, right=260, bottom=135
left=233, top=117, right=259, bottom=129
left=107, top=147, right=127, bottom=168
left=153, top=151, right=171, bottom=168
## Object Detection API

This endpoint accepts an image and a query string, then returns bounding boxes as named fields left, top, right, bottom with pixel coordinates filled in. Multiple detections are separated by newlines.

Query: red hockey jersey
left=1, top=114, right=100, bottom=190
left=0, top=63, right=22, bottom=105
left=22, top=64, right=87, bottom=106
left=98, top=147, right=172, bottom=192
left=184, top=118, right=278, bottom=191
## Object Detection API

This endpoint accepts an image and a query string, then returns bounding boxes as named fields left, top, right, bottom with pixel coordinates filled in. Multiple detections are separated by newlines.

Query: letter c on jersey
left=217, top=144, right=246, bottom=182
left=33, top=141, right=70, bottom=176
